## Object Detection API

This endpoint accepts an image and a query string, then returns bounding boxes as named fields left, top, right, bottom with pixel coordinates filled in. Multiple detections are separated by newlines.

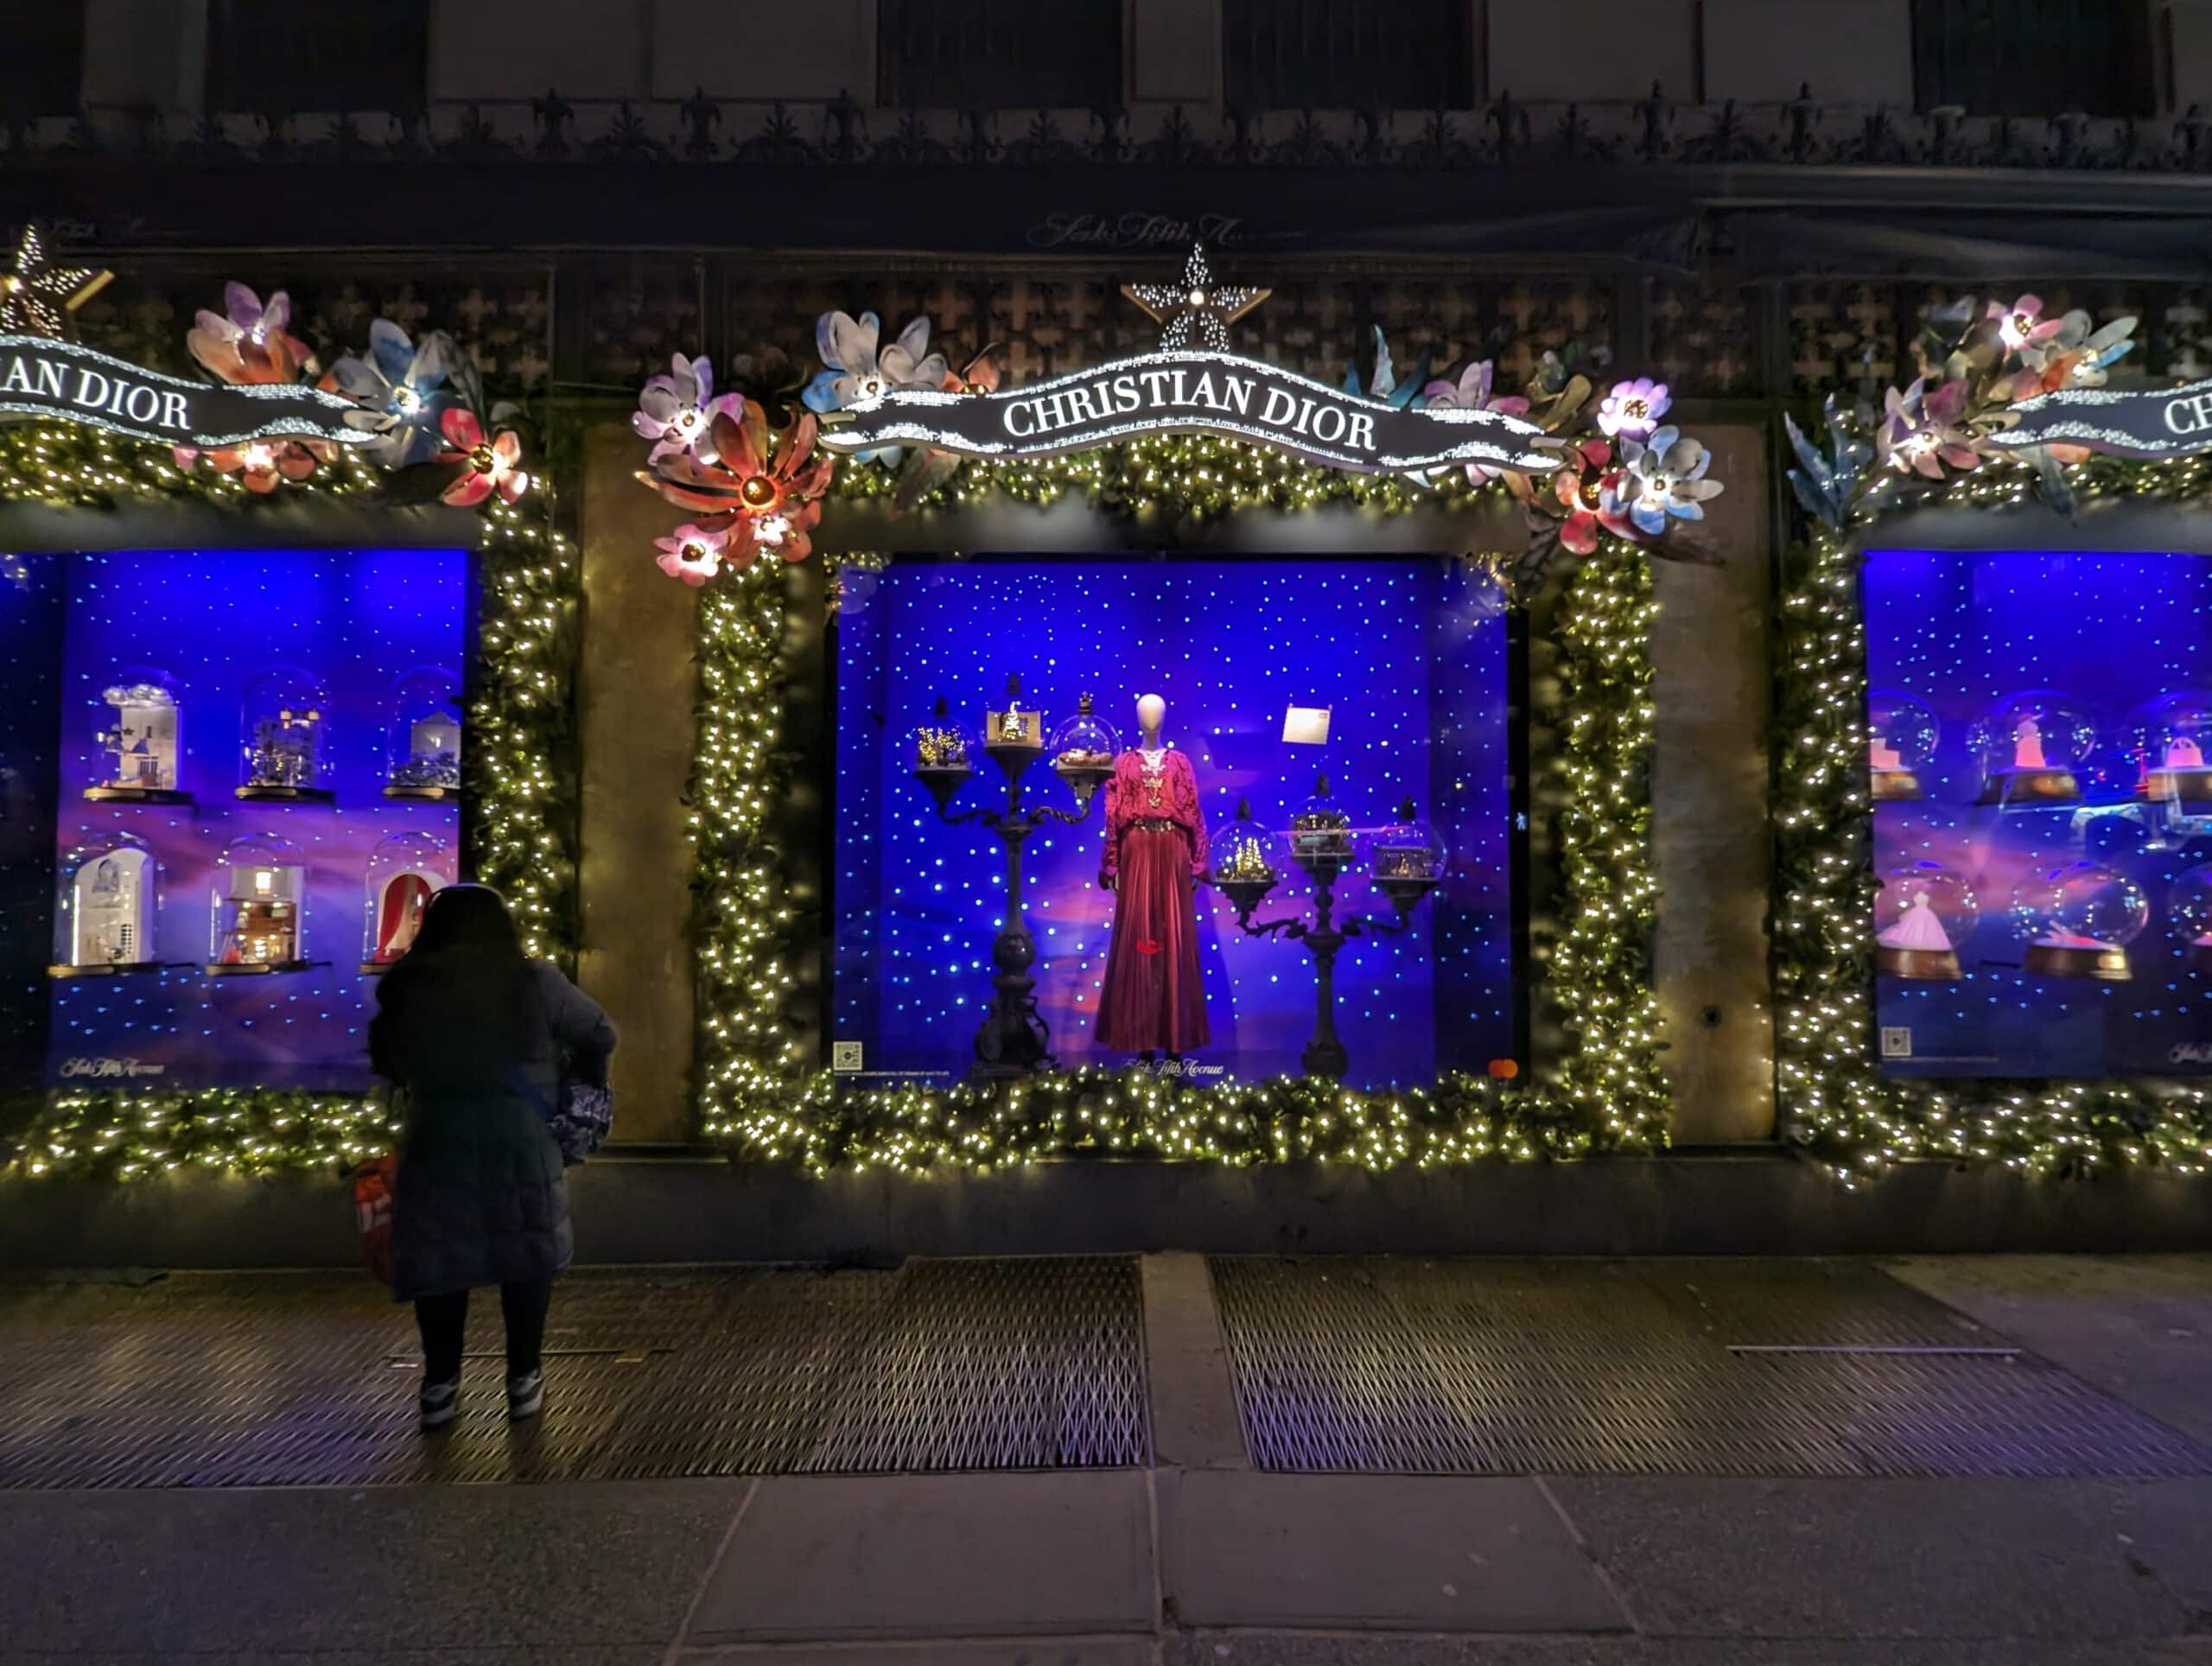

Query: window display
left=361, top=831, right=455, bottom=971
left=50, top=832, right=159, bottom=976
left=86, top=667, right=189, bottom=804
left=1865, top=548, right=2212, bottom=1077
left=237, top=665, right=332, bottom=802
left=836, top=557, right=1519, bottom=1089
left=383, top=666, right=461, bottom=800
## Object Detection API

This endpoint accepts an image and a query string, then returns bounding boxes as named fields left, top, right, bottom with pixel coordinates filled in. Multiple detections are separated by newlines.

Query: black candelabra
left=912, top=677, right=1111, bottom=1081
left=1211, top=777, right=1440, bottom=1079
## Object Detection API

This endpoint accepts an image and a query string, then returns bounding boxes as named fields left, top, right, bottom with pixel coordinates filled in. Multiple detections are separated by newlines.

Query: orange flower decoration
left=638, top=397, right=833, bottom=566
left=200, top=440, right=317, bottom=494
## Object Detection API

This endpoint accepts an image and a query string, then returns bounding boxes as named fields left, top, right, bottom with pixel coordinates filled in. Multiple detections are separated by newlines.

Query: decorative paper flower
left=1621, top=427, right=1725, bottom=534
left=331, top=320, right=452, bottom=466
left=803, top=312, right=948, bottom=467
left=639, top=398, right=834, bottom=565
left=1877, top=378, right=1980, bottom=479
left=188, top=283, right=315, bottom=386
left=634, top=353, right=739, bottom=463
left=202, top=439, right=316, bottom=495
left=1549, top=439, right=1637, bottom=554
left=1987, top=294, right=2064, bottom=353
left=1596, top=376, right=1671, bottom=441
left=2018, top=309, right=2138, bottom=388
left=437, top=408, right=531, bottom=506
left=653, top=522, right=728, bottom=587
left=1343, top=327, right=1431, bottom=410
left=1421, top=361, right=1532, bottom=484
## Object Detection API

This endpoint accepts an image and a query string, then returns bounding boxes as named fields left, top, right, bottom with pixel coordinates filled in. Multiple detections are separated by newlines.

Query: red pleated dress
left=1095, top=745, right=1211, bottom=1053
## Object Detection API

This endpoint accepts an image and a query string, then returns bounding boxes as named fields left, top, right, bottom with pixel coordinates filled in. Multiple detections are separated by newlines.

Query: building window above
left=1912, top=0, right=2154, bottom=118
left=879, top=0, right=1123, bottom=109
left=0, top=1, right=84, bottom=119
left=1224, top=0, right=1475, bottom=111
left=206, top=0, right=430, bottom=113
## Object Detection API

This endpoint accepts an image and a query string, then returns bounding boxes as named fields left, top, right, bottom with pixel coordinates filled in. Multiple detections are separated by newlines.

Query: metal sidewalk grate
left=0, top=1257, right=1146, bottom=1489
left=1209, top=1256, right=2212, bottom=1479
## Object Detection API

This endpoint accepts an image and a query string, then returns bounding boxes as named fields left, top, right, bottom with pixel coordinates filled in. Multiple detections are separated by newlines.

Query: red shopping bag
left=353, top=1153, right=397, bottom=1286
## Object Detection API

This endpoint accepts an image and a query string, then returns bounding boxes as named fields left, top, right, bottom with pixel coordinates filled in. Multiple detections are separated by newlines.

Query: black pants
left=414, top=1278, right=553, bottom=1384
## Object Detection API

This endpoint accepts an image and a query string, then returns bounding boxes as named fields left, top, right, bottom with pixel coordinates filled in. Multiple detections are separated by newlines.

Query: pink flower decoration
left=1988, top=294, right=2064, bottom=352
left=1596, top=376, right=1670, bottom=440
left=1421, top=360, right=1534, bottom=484
left=653, top=522, right=729, bottom=587
left=437, top=408, right=530, bottom=507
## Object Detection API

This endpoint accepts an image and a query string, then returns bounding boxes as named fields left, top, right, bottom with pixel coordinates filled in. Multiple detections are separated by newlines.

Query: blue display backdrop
left=1866, top=548, right=2212, bottom=1077
left=834, top=556, right=1516, bottom=1090
left=46, top=547, right=467, bottom=1091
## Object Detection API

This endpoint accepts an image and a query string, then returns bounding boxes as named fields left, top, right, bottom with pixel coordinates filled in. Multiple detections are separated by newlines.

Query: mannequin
left=1096, top=692, right=1210, bottom=1059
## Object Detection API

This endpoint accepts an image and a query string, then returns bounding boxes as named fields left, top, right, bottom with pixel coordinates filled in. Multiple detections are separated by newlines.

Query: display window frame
left=1777, top=485, right=2212, bottom=1174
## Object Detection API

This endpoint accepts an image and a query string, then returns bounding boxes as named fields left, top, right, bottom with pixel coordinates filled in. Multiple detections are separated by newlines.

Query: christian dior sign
left=0, top=334, right=371, bottom=449
left=816, top=349, right=1561, bottom=475
left=1986, top=373, right=2212, bottom=461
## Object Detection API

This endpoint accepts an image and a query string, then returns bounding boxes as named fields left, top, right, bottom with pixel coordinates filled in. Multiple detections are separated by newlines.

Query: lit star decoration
left=1122, top=245, right=1270, bottom=352
left=0, top=224, right=111, bottom=339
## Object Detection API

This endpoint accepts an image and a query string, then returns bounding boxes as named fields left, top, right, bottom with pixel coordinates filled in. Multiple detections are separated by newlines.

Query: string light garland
left=2, top=423, right=580, bottom=1180
left=1776, top=449, right=2212, bottom=1178
left=696, top=434, right=1669, bottom=1171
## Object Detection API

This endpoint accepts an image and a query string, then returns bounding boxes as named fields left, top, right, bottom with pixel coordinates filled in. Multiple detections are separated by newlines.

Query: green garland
left=3, top=424, right=581, bottom=1180
left=696, top=438, right=1669, bottom=1172
left=1774, top=454, right=2212, bottom=1176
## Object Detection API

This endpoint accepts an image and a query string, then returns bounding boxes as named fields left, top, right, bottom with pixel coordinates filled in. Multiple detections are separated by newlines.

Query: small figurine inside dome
left=1214, top=798, right=1280, bottom=919
left=911, top=695, right=977, bottom=809
left=1049, top=692, right=1119, bottom=811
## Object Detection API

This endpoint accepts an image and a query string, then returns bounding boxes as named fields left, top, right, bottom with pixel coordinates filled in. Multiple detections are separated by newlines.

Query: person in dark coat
left=368, top=883, right=616, bottom=1429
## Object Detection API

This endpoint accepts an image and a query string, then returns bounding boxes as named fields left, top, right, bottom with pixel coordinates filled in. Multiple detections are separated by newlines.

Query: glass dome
left=1866, top=689, right=1938, bottom=802
left=51, top=830, right=160, bottom=975
left=238, top=666, right=332, bottom=802
left=1970, top=690, right=2094, bottom=806
left=2131, top=690, right=2212, bottom=806
left=2010, top=859, right=2147, bottom=980
left=1366, top=797, right=1446, bottom=912
left=982, top=671, right=1044, bottom=770
left=384, top=666, right=462, bottom=799
left=208, top=833, right=308, bottom=972
left=2172, top=862, right=2212, bottom=973
left=1050, top=693, right=1120, bottom=810
left=1873, top=859, right=1974, bottom=980
left=912, top=696, right=976, bottom=808
left=89, top=666, right=188, bottom=803
left=1213, top=798, right=1281, bottom=917
left=1287, top=773, right=1354, bottom=878
left=362, top=831, right=455, bottom=971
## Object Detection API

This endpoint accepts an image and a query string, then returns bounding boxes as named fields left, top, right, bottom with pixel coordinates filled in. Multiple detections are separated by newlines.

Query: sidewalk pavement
left=0, top=1254, right=2208, bottom=1664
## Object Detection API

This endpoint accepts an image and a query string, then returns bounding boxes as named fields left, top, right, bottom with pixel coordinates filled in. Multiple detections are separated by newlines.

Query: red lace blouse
left=1099, top=746, right=1208, bottom=882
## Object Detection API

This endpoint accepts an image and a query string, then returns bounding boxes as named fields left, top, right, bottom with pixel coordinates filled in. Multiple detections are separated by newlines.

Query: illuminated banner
left=816, top=349, right=1561, bottom=475
left=0, top=334, right=372, bottom=449
left=1987, top=376, right=2212, bottom=461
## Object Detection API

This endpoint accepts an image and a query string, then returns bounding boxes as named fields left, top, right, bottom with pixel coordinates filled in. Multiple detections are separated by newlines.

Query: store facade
left=3, top=136, right=2210, bottom=1253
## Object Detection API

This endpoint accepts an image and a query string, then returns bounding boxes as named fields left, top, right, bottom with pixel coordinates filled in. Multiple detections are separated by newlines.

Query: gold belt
left=1129, top=817, right=1179, bottom=832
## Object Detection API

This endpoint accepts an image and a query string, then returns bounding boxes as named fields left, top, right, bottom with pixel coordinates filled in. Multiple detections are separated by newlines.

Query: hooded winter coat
left=372, top=961, right=615, bottom=1300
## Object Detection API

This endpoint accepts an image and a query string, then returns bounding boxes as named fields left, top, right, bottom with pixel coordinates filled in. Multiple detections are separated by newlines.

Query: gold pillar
left=575, top=415, right=701, bottom=1142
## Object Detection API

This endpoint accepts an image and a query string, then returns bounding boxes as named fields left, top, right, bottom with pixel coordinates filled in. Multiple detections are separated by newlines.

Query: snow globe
left=1971, top=690, right=2094, bottom=807
left=2009, top=859, right=2148, bottom=981
left=238, top=666, right=333, bottom=803
left=1214, top=798, right=1281, bottom=919
left=1287, top=773, right=1354, bottom=881
left=207, top=833, right=308, bottom=973
left=49, top=831, right=160, bottom=976
left=2131, top=691, right=2212, bottom=807
left=384, top=666, right=462, bottom=801
left=1366, top=797, right=1446, bottom=913
left=1873, top=859, right=1974, bottom=980
left=1049, top=693, right=1120, bottom=812
left=2170, top=863, right=2212, bottom=975
left=362, top=831, right=454, bottom=972
left=87, top=666, right=189, bottom=804
left=1866, top=690, right=1938, bottom=804
left=982, top=672, right=1044, bottom=778
left=912, top=696, right=977, bottom=809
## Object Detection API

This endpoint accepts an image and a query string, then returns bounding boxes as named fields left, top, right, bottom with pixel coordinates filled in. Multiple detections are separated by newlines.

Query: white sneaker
left=506, top=1368, right=544, bottom=1420
left=418, top=1378, right=460, bottom=1431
